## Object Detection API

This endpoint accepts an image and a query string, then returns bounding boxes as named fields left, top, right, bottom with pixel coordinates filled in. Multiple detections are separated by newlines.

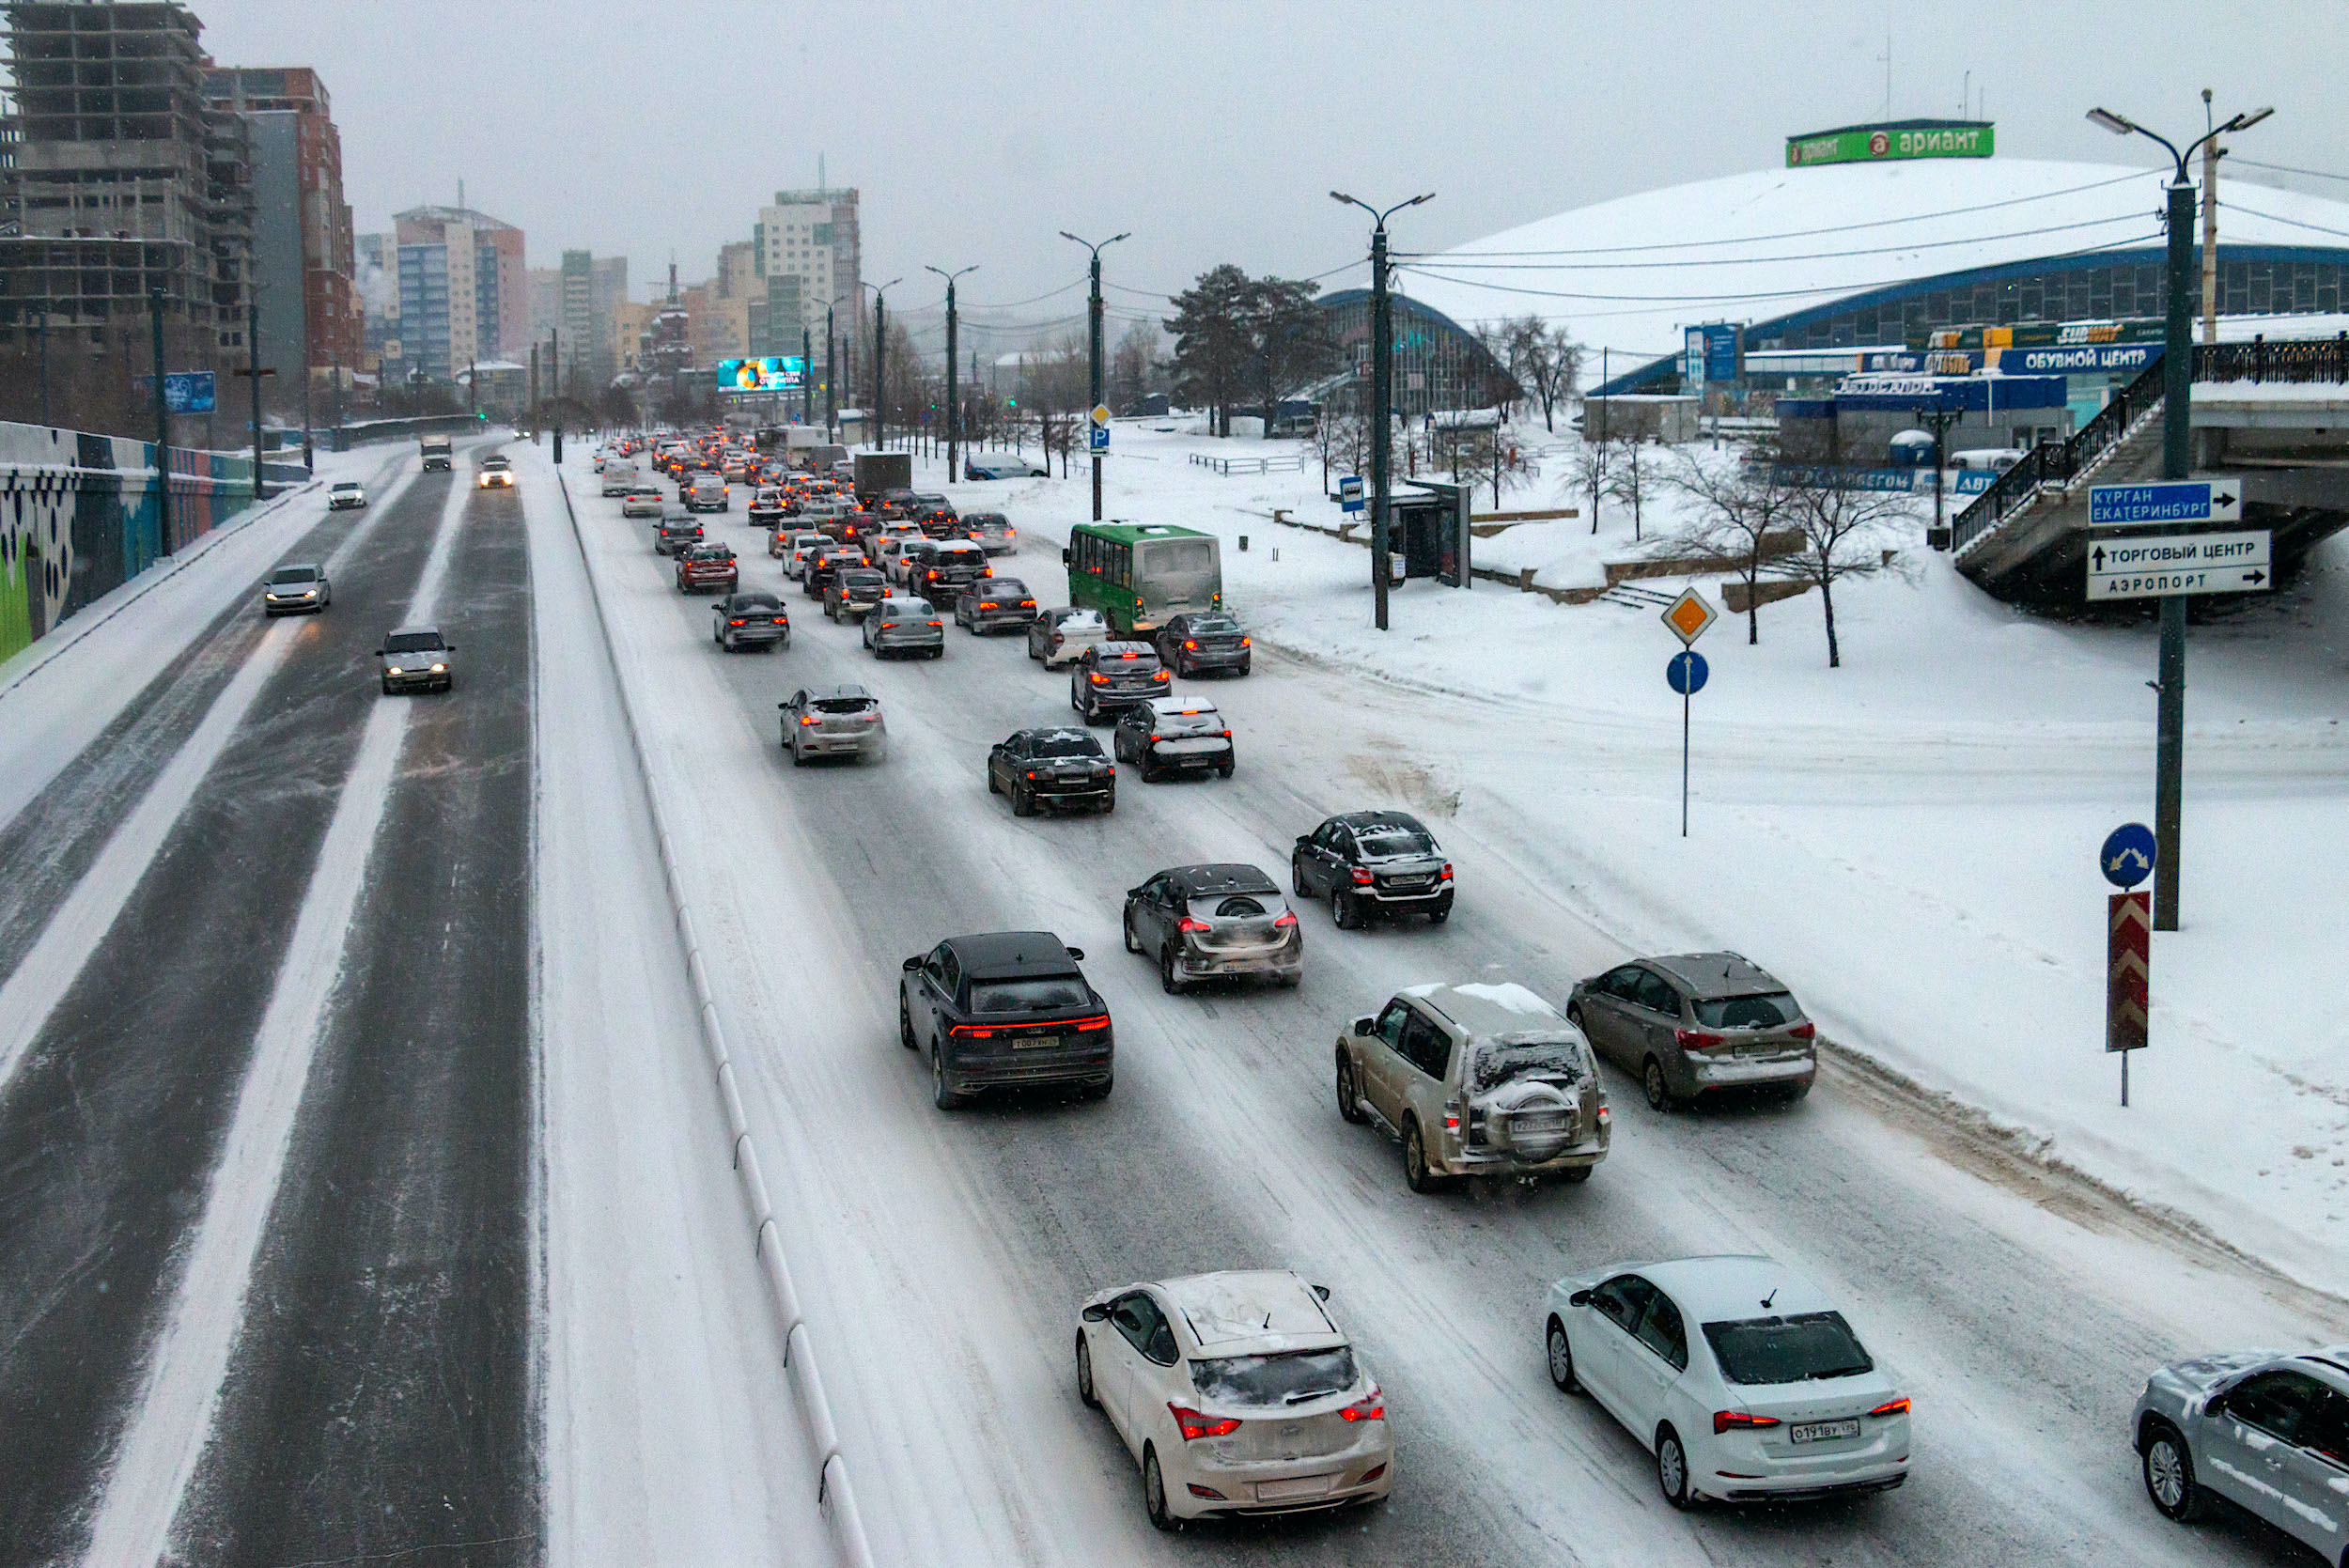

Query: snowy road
left=563, top=447, right=2346, bottom=1568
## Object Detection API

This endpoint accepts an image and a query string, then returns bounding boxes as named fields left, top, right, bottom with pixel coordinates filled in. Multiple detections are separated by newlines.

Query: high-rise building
left=528, top=266, right=560, bottom=345
left=395, top=204, right=525, bottom=376
left=755, top=186, right=860, bottom=379
left=612, top=297, right=654, bottom=376
left=590, top=256, right=627, bottom=380
left=356, top=231, right=399, bottom=370
left=1, top=1, right=254, bottom=351
left=202, top=66, right=359, bottom=392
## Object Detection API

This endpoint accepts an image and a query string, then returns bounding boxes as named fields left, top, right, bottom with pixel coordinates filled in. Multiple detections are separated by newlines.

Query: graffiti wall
left=0, top=421, right=287, bottom=664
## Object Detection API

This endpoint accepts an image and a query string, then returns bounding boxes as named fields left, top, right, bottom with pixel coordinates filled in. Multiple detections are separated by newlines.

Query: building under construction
left=0, top=1, right=253, bottom=354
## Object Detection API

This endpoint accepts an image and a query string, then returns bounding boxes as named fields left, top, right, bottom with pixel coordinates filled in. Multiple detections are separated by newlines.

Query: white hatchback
left=1544, top=1254, right=1910, bottom=1508
left=781, top=531, right=829, bottom=574
left=1079, top=1270, right=1392, bottom=1529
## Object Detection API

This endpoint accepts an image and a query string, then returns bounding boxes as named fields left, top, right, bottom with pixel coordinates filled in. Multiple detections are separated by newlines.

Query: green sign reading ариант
left=1785, top=120, right=1995, bottom=168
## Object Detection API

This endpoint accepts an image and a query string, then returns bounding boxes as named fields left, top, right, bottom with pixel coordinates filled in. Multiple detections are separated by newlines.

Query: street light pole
left=802, top=324, right=814, bottom=427
left=825, top=303, right=837, bottom=436
left=148, top=285, right=173, bottom=556
left=1061, top=231, right=1129, bottom=522
left=863, top=277, right=900, bottom=451
left=1331, top=191, right=1434, bottom=631
left=926, top=263, right=979, bottom=481
left=2087, top=101, right=2272, bottom=933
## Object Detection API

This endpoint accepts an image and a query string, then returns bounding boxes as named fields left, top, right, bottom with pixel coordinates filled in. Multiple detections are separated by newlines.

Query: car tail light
left=1272, top=910, right=1297, bottom=929
left=1676, top=1029, right=1728, bottom=1051
left=1439, top=862, right=1455, bottom=881
left=1350, top=868, right=1374, bottom=886
left=728, top=618, right=745, bottom=627
left=1338, top=1388, right=1385, bottom=1422
left=1868, top=1396, right=1911, bottom=1418
left=947, top=1023, right=996, bottom=1040
left=1019, top=599, right=1034, bottom=608
left=1072, top=1015, right=1112, bottom=1032
left=1715, top=1410, right=1782, bottom=1435
left=1789, top=1021, right=1817, bottom=1040
left=1596, top=1105, right=1611, bottom=1125
left=1219, top=729, right=1233, bottom=738
left=770, top=616, right=786, bottom=625
left=979, top=601, right=998, bottom=611
left=1177, top=916, right=1210, bottom=934
left=798, top=714, right=820, bottom=726
left=1186, top=1483, right=1226, bottom=1500
left=926, top=619, right=942, bottom=629
left=1359, top=1464, right=1386, bottom=1483
left=1169, top=1405, right=1241, bottom=1442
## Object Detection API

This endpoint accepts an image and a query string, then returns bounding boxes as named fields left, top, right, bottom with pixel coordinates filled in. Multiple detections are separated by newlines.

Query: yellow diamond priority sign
left=1091, top=403, right=1112, bottom=427
left=1661, top=586, right=1718, bottom=646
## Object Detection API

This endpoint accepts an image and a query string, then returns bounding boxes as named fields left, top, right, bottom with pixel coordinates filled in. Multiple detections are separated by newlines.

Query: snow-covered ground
left=904, top=420, right=2349, bottom=1295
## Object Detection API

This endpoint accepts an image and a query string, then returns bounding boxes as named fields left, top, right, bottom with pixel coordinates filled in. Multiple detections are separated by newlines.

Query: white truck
left=420, top=436, right=453, bottom=473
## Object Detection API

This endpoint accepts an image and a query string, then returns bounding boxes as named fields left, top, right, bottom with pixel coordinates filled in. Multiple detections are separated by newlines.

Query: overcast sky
left=189, top=0, right=2349, bottom=351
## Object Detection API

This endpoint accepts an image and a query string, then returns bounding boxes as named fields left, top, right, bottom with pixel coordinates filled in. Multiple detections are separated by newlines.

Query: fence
left=1, top=420, right=299, bottom=663
left=1190, top=451, right=1306, bottom=476
left=2198, top=332, right=2349, bottom=386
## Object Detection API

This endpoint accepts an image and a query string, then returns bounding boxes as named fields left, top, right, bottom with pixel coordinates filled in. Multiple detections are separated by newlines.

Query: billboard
left=1683, top=324, right=1740, bottom=388
left=716, top=356, right=805, bottom=393
left=134, top=371, right=218, bottom=413
left=1785, top=120, right=1994, bottom=168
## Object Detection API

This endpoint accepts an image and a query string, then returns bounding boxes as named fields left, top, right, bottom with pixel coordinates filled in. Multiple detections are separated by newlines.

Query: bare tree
left=1608, top=437, right=1655, bottom=540
left=1670, top=447, right=1800, bottom=644
left=1522, top=325, right=1583, bottom=433
left=1484, top=427, right=1532, bottom=508
left=1781, top=474, right=1909, bottom=667
left=1566, top=431, right=1623, bottom=535
left=1315, top=407, right=1369, bottom=493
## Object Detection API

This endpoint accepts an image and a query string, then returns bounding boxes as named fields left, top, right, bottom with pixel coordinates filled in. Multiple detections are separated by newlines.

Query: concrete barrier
left=552, top=466, right=879, bottom=1568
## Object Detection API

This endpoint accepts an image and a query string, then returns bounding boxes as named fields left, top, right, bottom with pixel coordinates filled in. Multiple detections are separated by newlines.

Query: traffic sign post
left=2085, top=529, right=2271, bottom=600
left=2099, top=822, right=2154, bottom=1106
left=1088, top=424, right=1110, bottom=452
left=2087, top=479, right=2242, bottom=527
left=1661, top=588, right=1718, bottom=838
left=1339, top=475, right=1364, bottom=514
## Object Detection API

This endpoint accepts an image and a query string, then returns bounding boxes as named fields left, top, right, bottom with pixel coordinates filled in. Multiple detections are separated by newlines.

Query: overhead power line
left=2231, top=158, right=2349, bottom=184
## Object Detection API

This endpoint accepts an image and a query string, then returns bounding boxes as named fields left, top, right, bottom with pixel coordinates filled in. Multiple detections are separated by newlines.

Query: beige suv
left=1335, top=983, right=1610, bottom=1193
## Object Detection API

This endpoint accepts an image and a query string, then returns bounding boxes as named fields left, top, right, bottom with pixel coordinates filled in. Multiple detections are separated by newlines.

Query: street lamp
left=1330, top=190, right=1434, bottom=631
left=926, top=263, right=979, bottom=481
left=2085, top=100, right=2271, bottom=934
left=1060, top=230, right=1129, bottom=521
left=862, top=277, right=901, bottom=450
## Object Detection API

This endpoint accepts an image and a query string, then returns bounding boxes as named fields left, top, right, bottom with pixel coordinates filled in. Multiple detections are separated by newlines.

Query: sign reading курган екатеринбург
left=2086, top=481, right=2243, bottom=527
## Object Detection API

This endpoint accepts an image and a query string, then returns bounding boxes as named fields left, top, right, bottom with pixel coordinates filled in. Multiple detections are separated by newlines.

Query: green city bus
left=1062, top=522, right=1223, bottom=636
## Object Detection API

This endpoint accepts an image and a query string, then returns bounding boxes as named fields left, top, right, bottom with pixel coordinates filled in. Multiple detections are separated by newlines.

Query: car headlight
left=387, top=666, right=404, bottom=675
left=302, top=588, right=317, bottom=598
left=429, top=663, right=447, bottom=673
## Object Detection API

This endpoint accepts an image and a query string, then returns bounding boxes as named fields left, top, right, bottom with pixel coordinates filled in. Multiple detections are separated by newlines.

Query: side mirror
left=371, top=648, right=385, bottom=658
left=1568, top=1289, right=1593, bottom=1308
left=1061, top=547, right=1071, bottom=566
left=1081, top=1303, right=1111, bottom=1323
left=1312, top=1284, right=1331, bottom=1302
left=443, top=644, right=456, bottom=652
left=1065, top=946, right=1086, bottom=962
left=901, top=955, right=922, bottom=972
left=1295, top=834, right=1314, bottom=849
left=1351, top=1017, right=1375, bottom=1038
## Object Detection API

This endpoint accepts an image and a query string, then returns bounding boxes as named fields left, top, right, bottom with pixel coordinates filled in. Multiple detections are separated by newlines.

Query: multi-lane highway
left=0, top=432, right=2339, bottom=1568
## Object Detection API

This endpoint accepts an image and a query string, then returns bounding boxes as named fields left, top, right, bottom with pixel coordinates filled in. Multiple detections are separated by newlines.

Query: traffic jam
left=578, top=428, right=2333, bottom=1552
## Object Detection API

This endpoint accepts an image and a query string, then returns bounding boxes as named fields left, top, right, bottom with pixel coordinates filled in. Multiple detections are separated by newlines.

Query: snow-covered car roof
left=1144, top=695, right=1219, bottom=717
left=1158, top=1270, right=1343, bottom=1356
left=1406, top=982, right=1572, bottom=1042
left=1633, top=1256, right=1837, bottom=1325
left=1646, top=951, right=1785, bottom=1001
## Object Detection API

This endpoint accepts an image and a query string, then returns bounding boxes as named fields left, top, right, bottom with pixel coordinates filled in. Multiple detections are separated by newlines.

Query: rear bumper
left=794, top=731, right=878, bottom=755
left=1688, top=1053, right=1815, bottom=1090
left=965, top=610, right=1036, bottom=631
left=979, top=537, right=1017, bottom=554
left=1146, top=740, right=1234, bottom=771
left=872, top=634, right=944, bottom=652
left=1361, top=886, right=1453, bottom=913
left=1709, top=1467, right=1906, bottom=1505
left=1177, top=647, right=1250, bottom=670
left=1175, top=1436, right=1393, bottom=1520
left=942, top=1042, right=1113, bottom=1092
left=725, top=627, right=787, bottom=645
left=1171, top=942, right=1300, bottom=983
left=1442, top=1136, right=1609, bottom=1177
left=1028, top=780, right=1114, bottom=807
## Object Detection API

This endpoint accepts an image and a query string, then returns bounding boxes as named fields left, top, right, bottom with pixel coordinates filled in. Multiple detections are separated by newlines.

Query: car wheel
left=1643, top=1057, right=1675, bottom=1113
left=2141, top=1422, right=2206, bottom=1521
left=1333, top=888, right=1360, bottom=930
left=1336, top=1053, right=1367, bottom=1124
left=931, top=1043, right=967, bottom=1110
left=898, top=995, right=917, bottom=1050
left=1012, top=781, right=1035, bottom=817
left=1403, top=1118, right=1445, bottom=1194
left=791, top=741, right=806, bottom=768
left=1563, top=1164, right=1594, bottom=1184
left=1123, top=911, right=1142, bottom=955
left=1547, top=1317, right=1580, bottom=1392
left=380, top=676, right=393, bottom=695
left=1217, top=763, right=1233, bottom=780
left=1428, top=906, right=1450, bottom=925
left=1780, top=1079, right=1813, bottom=1104
left=1657, top=1426, right=1692, bottom=1510
left=1077, top=1330, right=1099, bottom=1409
left=1143, top=1445, right=1178, bottom=1532
left=1138, top=755, right=1159, bottom=784
left=1159, top=943, right=1185, bottom=996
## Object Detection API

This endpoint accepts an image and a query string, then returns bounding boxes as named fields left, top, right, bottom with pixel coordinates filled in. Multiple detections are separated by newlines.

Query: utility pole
left=467, top=357, right=477, bottom=420
left=242, top=285, right=270, bottom=504
left=2088, top=101, right=2272, bottom=933
left=300, top=317, right=315, bottom=474
left=529, top=343, right=538, bottom=438
left=1331, top=192, right=1435, bottom=631
left=2200, top=88, right=2221, bottom=346
left=1061, top=230, right=1128, bottom=521
left=825, top=303, right=836, bottom=435
left=926, top=264, right=977, bottom=479
left=864, top=277, right=899, bottom=450
left=148, top=286, right=173, bottom=555
left=802, top=324, right=814, bottom=426
left=551, top=325, right=563, bottom=464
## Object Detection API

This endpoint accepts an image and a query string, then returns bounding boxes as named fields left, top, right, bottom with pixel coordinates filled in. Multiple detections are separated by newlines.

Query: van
left=1951, top=448, right=2024, bottom=474
left=600, top=459, right=641, bottom=497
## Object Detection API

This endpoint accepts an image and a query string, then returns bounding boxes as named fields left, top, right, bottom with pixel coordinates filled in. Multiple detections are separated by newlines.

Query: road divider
left=550, top=461, right=879, bottom=1568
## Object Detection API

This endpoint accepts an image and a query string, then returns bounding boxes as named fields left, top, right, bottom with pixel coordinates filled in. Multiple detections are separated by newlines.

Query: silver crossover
left=863, top=597, right=945, bottom=660
left=781, top=685, right=885, bottom=764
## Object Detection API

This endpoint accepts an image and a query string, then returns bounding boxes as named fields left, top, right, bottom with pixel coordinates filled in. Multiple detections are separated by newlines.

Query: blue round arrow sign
left=2100, top=822, right=2155, bottom=889
left=1667, top=650, right=1708, bottom=696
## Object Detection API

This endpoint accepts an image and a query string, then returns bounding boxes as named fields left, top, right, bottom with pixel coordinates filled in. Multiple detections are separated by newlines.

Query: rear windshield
left=813, top=696, right=875, bottom=714
left=1191, top=893, right=1276, bottom=920
left=1467, top=1038, right=1586, bottom=1094
left=1187, top=616, right=1240, bottom=635
left=967, top=975, right=1092, bottom=1014
left=384, top=632, right=443, bottom=653
left=979, top=581, right=1029, bottom=598
left=1190, top=1347, right=1359, bottom=1410
left=1692, top=993, right=1801, bottom=1030
left=966, top=513, right=1007, bottom=526
left=937, top=548, right=986, bottom=565
left=1032, top=733, right=1102, bottom=758
left=733, top=595, right=779, bottom=611
left=840, top=570, right=884, bottom=586
left=1703, top=1312, right=1875, bottom=1387
left=269, top=567, right=318, bottom=583
left=1356, top=828, right=1435, bottom=859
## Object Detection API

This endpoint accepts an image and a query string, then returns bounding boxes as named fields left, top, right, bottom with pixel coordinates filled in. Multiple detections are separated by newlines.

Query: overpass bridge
left=1950, top=337, right=2349, bottom=606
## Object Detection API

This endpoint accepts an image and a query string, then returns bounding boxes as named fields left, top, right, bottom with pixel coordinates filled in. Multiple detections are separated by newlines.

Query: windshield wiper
left=1283, top=1386, right=1344, bottom=1405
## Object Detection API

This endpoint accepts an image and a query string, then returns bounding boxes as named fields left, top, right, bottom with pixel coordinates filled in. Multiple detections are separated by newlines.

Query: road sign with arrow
left=2085, top=529, right=2271, bottom=601
left=2088, top=480, right=2242, bottom=526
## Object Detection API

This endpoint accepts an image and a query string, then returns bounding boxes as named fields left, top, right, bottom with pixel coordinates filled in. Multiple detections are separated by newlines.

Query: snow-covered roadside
left=0, top=443, right=407, bottom=831
left=928, top=424, right=2349, bottom=1296
left=515, top=442, right=835, bottom=1568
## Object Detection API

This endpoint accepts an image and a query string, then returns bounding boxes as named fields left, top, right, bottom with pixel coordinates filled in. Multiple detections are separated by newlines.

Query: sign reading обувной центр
left=1786, top=120, right=1995, bottom=168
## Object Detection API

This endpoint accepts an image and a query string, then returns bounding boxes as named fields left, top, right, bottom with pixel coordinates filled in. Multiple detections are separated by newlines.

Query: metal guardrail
left=1951, top=335, right=2349, bottom=556
left=1189, top=451, right=1305, bottom=476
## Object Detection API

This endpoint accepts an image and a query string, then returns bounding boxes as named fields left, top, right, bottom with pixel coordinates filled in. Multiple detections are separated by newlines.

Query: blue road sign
left=2100, top=822, right=2155, bottom=889
left=1089, top=424, right=1110, bottom=452
left=138, top=371, right=218, bottom=413
left=1667, top=649, right=1709, bottom=695
left=2087, top=481, right=2241, bottom=527
left=1339, top=475, right=1365, bottom=514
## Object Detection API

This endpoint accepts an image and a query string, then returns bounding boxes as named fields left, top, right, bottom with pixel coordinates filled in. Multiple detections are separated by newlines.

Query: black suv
left=1070, top=642, right=1170, bottom=724
left=1153, top=612, right=1252, bottom=678
left=654, top=513, right=705, bottom=555
left=899, top=931, right=1113, bottom=1107
left=988, top=727, right=1115, bottom=815
left=913, top=540, right=991, bottom=609
left=1291, top=810, right=1454, bottom=927
left=803, top=545, right=862, bottom=598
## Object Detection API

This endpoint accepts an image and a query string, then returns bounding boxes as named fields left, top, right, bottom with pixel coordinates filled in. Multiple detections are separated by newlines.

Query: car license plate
left=1789, top=1419, right=1859, bottom=1445
left=1015, top=1035, right=1059, bottom=1050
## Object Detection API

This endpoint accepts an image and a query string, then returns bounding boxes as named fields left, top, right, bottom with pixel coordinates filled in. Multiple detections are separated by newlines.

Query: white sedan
left=327, top=480, right=366, bottom=510
left=1544, top=1254, right=1910, bottom=1507
left=1078, top=1270, right=1392, bottom=1529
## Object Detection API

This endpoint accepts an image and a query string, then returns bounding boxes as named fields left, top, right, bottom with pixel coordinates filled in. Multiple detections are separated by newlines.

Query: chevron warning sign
left=2107, top=892, right=2150, bottom=1054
